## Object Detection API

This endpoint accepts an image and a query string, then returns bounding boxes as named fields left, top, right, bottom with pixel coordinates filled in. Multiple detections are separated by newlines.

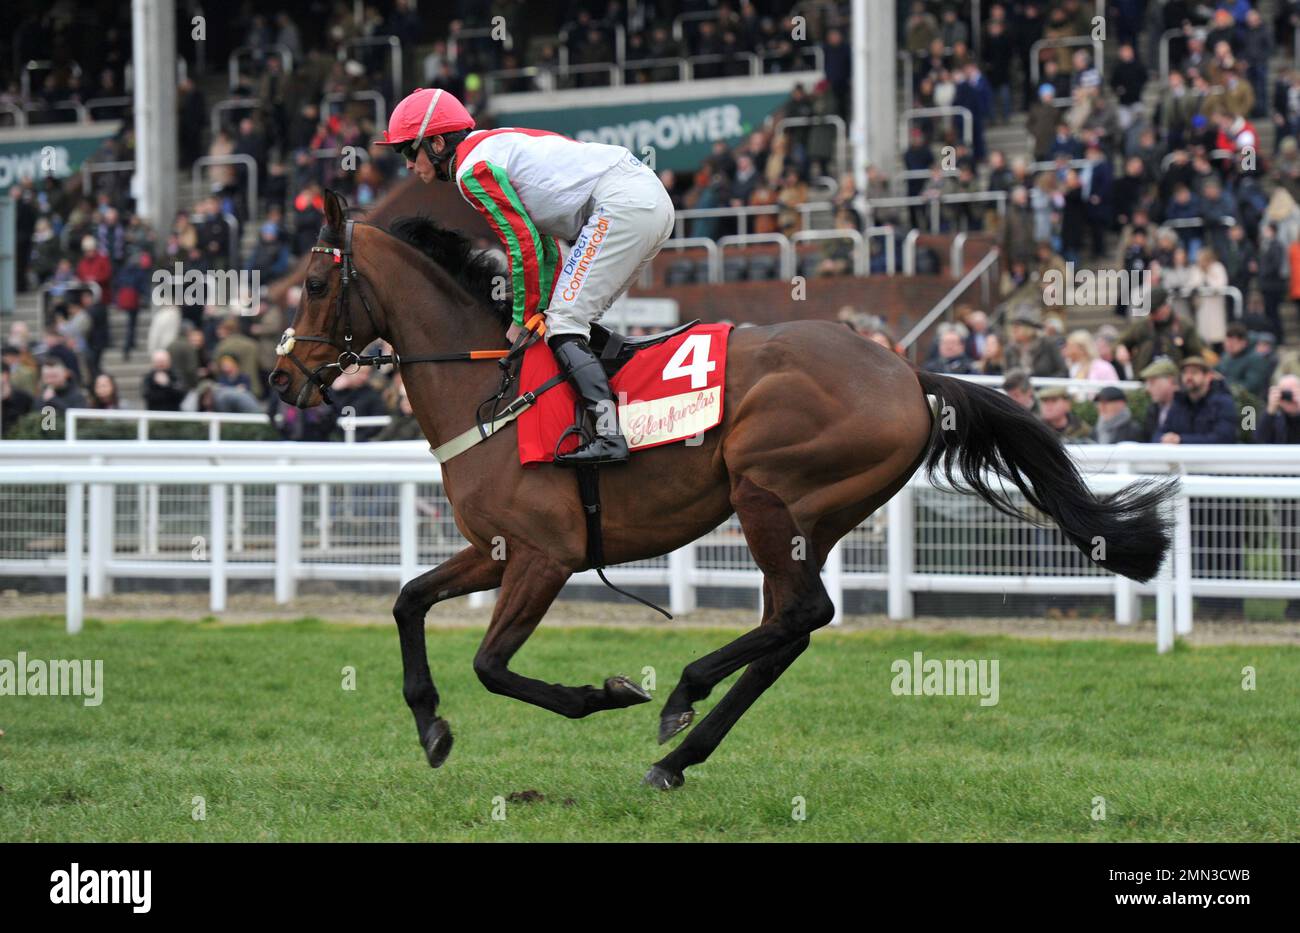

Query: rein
left=275, top=218, right=511, bottom=408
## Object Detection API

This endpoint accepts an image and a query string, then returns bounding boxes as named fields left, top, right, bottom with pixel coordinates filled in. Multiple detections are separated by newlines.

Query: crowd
left=5, top=1, right=1300, bottom=454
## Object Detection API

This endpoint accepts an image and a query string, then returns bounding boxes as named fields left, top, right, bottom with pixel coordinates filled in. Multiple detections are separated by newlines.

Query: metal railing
left=80, top=160, right=135, bottom=197
left=898, top=246, right=1001, bottom=355
left=84, top=96, right=131, bottom=120
left=191, top=154, right=259, bottom=224
left=792, top=229, right=866, bottom=277
left=672, top=201, right=836, bottom=238
left=1030, top=34, right=1105, bottom=86
left=899, top=106, right=974, bottom=150
left=647, top=237, right=722, bottom=285
left=864, top=191, right=1008, bottom=233
left=340, top=36, right=403, bottom=93
left=7, top=441, right=1300, bottom=652
left=776, top=115, right=848, bottom=177
left=321, top=90, right=387, bottom=130
left=227, top=44, right=294, bottom=91
left=717, top=233, right=796, bottom=280
left=1159, top=27, right=1207, bottom=83
left=210, top=97, right=261, bottom=137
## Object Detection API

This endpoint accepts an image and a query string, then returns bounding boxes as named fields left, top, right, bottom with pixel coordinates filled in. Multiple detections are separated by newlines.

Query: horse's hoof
left=658, top=709, right=694, bottom=744
left=424, top=718, right=454, bottom=769
left=604, top=675, right=652, bottom=707
left=642, top=765, right=685, bottom=790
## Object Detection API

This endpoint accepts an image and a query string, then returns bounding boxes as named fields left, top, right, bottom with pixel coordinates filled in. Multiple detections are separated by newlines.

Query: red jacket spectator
left=75, top=235, right=113, bottom=296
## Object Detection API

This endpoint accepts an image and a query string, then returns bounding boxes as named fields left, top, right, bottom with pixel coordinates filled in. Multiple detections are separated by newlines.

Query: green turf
left=1, top=616, right=1297, bottom=841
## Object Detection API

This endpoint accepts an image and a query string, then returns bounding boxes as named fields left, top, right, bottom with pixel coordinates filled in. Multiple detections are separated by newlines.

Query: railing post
left=210, top=482, right=227, bottom=612
left=669, top=544, right=696, bottom=616
left=1114, top=458, right=1138, bottom=625
left=232, top=484, right=244, bottom=553
left=1174, top=476, right=1193, bottom=636
left=1155, top=498, right=1176, bottom=653
left=399, top=481, right=418, bottom=586
left=275, top=464, right=300, bottom=604
left=66, top=482, right=84, bottom=634
left=887, top=485, right=914, bottom=619
left=317, top=484, right=331, bottom=551
left=823, top=541, right=844, bottom=626
left=87, top=455, right=112, bottom=599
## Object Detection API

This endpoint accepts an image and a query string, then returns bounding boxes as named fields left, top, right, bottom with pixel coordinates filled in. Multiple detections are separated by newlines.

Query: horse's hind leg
left=394, top=545, right=504, bottom=768
left=647, top=478, right=834, bottom=785
left=471, top=546, right=654, bottom=717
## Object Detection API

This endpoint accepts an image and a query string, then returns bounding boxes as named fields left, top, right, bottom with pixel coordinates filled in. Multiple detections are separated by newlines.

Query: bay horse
left=269, top=190, right=1175, bottom=790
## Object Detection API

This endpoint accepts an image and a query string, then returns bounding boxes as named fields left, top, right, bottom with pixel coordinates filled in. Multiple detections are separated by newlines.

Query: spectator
left=1257, top=223, right=1288, bottom=341
left=213, top=316, right=264, bottom=399
left=90, top=372, right=125, bottom=410
left=1, top=362, right=35, bottom=434
left=1140, top=359, right=1180, bottom=441
left=1002, top=368, right=1039, bottom=413
left=1159, top=356, right=1239, bottom=445
left=142, top=349, right=187, bottom=411
left=75, top=235, right=112, bottom=298
left=37, top=356, right=87, bottom=414
left=1004, top=308, right=1067, bottom=377
left=1217, top=323, right=1273, bottom=399
left=1037, top=386, right=1095, bottom=443
left=925, top=325, right=976, bottom=375
left=1063, top=330, right=1119, bottom=382
left=329, top=368, right=390, bottom=440
left=977, top=332, right=1006, bottom=375
left=1257, top=374, right=1300, bottom=443
left=80, top=290, right=111, bottom=380
left=1189, top=247, right=1231, bottom=351
left=1093, top=386, right=1146, bottom=443
left=1119, top=287, right=1206, bottom=372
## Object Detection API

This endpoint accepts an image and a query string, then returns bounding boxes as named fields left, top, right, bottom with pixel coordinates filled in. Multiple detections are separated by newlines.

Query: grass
left=1, top=616, right=1297, bottom=841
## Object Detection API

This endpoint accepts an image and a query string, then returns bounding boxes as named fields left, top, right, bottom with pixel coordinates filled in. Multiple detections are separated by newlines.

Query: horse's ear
left=323, top=188, right=347, bottom=230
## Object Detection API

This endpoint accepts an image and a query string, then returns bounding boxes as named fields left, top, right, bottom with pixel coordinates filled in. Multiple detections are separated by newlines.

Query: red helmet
left=375, top=88, right=475, bottom=148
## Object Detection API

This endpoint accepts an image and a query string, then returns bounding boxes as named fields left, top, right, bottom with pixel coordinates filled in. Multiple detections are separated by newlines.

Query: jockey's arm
left=457, top=160, right=561, bottom=330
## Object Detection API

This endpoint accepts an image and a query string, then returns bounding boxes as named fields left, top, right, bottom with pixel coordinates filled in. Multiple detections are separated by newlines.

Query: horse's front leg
left=471, top=547, right=652, bottom=717
left=393, top=545, right=504, bottom=768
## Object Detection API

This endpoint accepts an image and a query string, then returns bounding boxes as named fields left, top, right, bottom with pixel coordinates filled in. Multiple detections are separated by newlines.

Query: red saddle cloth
left=516, top=322, right=733, bottom=466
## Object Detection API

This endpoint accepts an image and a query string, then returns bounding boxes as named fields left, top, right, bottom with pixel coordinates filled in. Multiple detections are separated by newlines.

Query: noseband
left=276, top=219, right=381, bottom=407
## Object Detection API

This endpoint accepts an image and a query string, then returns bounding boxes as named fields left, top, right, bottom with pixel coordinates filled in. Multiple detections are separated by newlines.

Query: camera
left=1282, top=390, right=1295, bottom=402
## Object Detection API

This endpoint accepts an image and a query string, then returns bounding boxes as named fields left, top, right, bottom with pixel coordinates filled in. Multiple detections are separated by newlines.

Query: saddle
left=587, top=319, right=700, bottom=376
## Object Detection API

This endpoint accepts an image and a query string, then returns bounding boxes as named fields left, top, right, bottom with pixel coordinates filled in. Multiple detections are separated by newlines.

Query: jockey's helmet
left=374, top=88, right=476, bottom=168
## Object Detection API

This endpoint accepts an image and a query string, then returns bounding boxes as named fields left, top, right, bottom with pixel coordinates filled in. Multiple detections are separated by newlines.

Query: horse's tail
left=915, top=370, right=1176, bottom=582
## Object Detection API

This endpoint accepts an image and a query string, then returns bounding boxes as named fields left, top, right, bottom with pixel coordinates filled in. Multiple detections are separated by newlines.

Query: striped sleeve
left=458, top=161, right=559, bottom=327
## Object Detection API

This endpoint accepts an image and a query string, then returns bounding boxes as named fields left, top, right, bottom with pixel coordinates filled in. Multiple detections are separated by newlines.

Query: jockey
left=375, top=87, right=676, bottom=465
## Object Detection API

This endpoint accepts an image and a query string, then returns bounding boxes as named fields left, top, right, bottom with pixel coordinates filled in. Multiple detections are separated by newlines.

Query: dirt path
left=3, top=590, right=1299, bottom=646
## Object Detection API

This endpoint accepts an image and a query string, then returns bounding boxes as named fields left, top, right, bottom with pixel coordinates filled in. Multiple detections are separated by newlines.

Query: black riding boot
left=551, top=334, right=629, bottom=465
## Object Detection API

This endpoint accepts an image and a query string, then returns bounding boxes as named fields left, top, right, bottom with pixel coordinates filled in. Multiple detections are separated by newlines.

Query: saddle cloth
left=517, top=322, right=734, bottom=466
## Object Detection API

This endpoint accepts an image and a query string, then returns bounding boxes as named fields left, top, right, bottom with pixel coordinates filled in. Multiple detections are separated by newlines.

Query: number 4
left=661, top=334, right=716, bottom=389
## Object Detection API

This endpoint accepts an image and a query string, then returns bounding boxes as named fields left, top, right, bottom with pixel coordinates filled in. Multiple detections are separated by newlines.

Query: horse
left=269, top=189, right=1176, bottom=790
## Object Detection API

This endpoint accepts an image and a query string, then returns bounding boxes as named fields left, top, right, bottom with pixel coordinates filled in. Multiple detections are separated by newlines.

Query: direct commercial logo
left=560, top=215, right=612, bottom=303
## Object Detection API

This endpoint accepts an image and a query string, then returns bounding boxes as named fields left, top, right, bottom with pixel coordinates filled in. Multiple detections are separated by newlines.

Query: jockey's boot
left=551, top=333, right=630, bottom=465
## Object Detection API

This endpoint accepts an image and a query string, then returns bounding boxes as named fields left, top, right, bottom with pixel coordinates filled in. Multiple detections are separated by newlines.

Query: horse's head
left=269, top=189, right=385, bottom=408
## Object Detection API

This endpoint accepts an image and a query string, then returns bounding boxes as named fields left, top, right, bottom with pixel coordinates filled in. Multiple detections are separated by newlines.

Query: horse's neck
left=373, top=263, right=509, bottom=452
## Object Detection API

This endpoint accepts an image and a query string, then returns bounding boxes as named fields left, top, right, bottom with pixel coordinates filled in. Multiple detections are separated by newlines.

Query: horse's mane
left=319, top=215, right=511, bottom=324
left=386, top=216, right=512, bottom=324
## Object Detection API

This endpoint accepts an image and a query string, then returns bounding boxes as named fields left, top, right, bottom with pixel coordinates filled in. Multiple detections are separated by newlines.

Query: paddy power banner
left=0, top=121, right=122, bottom=187
left=491, top=86, right=797, bottom=172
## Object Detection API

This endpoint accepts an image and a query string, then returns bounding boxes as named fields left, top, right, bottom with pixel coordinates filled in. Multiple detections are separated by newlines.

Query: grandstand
left=1, top=1, right=1299, bottom=626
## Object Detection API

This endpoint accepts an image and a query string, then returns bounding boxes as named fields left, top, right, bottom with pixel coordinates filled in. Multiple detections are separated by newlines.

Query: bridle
left=275, top=217, right=540, bottom=412
left=276, top=220, right=383, bottom=407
